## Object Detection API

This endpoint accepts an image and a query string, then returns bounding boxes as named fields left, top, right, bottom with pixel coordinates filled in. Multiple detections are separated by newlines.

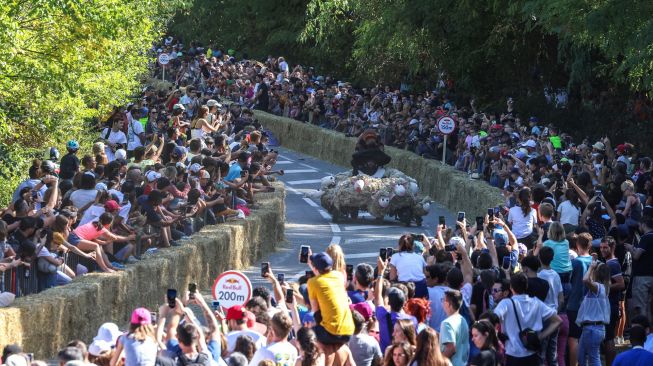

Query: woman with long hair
left=191, top=105, right=220, bottom=140
left=326, top=243, right=347, bottom=281
left=469, top=320, right=498, bottom=366
left=392, top=319, right=417, bottom=349
left=389, top=234, right=428, bottom=298
left=507, top=187, right=538, bottom=248
left=110, top=308, right=157, bottom=366
left=233, top=335, right=257, bottom=361
left=558, top=188, right=581, bottom=234
left=295, top=327, right=324, bottom=366
left=576, top=261, right=611, bottom=366
left=410, top=328, right=450, bottom=366
left=383, top=342, right=413, bottom=366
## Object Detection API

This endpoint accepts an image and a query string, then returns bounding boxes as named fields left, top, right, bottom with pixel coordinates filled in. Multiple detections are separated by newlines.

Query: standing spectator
left=494, top=273, right=561, bottom=365
left=248, top=312, right=297, bottom=366
left=566, top=232, right=593, bottom=366
left=110, top=308, right=157, bottom=366
left=557, top=189, right=581, bottom=234
left=507, top=188, right=538, bottom=248
left=612, top=325, right=653, bottom=366
left=376, top=258, right=417, bottom=353
left=520, top=255, right=550, bottom=302
left=101, top=119, right=128, bottom=162
left=225, top=305, right=266, bottom=353
left=537, top=246, right=565, bottom=366
left=388, top=234, right=427, bottom=298
left=599, top=236, right=625, bottom=365
left=575, top=259, right=611, bottom=366
left=306, top=252, right=354, bottom=345
left=382, top=342, right=413, bottom=366
left=625, top=217, right=653, bottom=321
left=425, top=263, right=453, bottom=331
left=469, top=320, right=498, bottom=366
left=439, top=289, right=469, bottom=366
left=295, top=327, right=325, bottom=366
left=410, top=327, right=450, bottom=366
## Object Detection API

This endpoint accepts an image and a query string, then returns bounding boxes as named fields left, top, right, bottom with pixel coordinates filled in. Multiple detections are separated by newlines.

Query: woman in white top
left=389, top=234, right=427, bottom=298
left=557, top=189, right=581, bottom=233
left=100, top=119, right=127, bottom=162
left=576, top=260, right=611, bottom=366
left=507, top=187, right=538, bottom=248
left=190, top=106, right=219, bottom=140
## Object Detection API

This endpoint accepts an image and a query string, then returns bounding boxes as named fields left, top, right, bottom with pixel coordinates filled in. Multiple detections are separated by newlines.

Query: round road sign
left=211, top=270, right=252, bottom=308
left=158, top=53, right=170, bottom=65
left=438, top=116, right=456, bottom=135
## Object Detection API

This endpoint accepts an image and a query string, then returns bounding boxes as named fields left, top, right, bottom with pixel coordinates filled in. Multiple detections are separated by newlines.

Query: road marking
left=318, top=210, right=332, bottom=220
left=302, top=198, right=319, bottom=207
left=287, top=179, right=322, bottom=185
left=329, top=223, right=341, bottom=233
left=300, top=163, right=318, bottom=170
left=330, top=236, right=341, bottom=245
left=291, top=270, right=307, bottom=281
left=286, top=186, right=302, bottom=195
left=343, top=225, right=391, bottom=231
left=281, top=169, right=318, bottom=174
left=345, top=252, right=379, bottom=259
left=345, top=238, right=380, bottom=244
left=278, top=155, right=294, bottom=162
left=274, top=160, right=293, bottom=165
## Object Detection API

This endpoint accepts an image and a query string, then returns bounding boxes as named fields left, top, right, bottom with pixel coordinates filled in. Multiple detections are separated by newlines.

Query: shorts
left=68, top=232, right=81, bottom=246
left=605, top=309, right=619, bottom=341
left=313, top=311, right=351, bottom=345
left=567, top=310, right=581, bottom=339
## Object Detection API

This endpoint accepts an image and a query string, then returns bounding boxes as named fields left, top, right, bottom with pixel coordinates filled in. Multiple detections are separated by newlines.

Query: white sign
left=158, top=53, right=170, bottom=65
left=212, top=270, right=252, bottom=308
left=438, top=116, right=456, bottom=135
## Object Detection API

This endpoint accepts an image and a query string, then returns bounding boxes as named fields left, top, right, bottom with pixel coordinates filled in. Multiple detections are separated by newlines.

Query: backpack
left=177, top=352, right=210, bottom=366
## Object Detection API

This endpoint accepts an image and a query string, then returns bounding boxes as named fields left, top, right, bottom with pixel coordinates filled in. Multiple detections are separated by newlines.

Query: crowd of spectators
left=3, top=36, right=653, bottom=366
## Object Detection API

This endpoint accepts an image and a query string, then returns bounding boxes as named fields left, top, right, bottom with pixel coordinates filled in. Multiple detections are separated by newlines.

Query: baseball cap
left=206, top=100, right=221, bottom=108
left=173, top=104, right=185, bottom=111
left=521, top=139, right=537, bottom=148
left=387, top=287, right=406, bottom=310
left=95, top=182, right=108, bottom=191
left=104, top=200, right=120, bottom=212
left=189, top=163, right=203, bottom=173
left=493, top=229, right=509, bottom=246
left=350, top=302, right=374, bottom=321
left=115, top=149, right=127, bottom=160
left=226, top=305, right=247, bottom=321
left=93, top=322, right=121, bottom=344
left=146, top=170, right=161, bottom=182
left=200, top=170, right=210, bottom=179
left=593, top=141, right=606, bottom=151
left=171, top=146, right=186, bottom=158
left=130, top=307, right=152, bottom=325
left=309, top=252, right=333, bottom=271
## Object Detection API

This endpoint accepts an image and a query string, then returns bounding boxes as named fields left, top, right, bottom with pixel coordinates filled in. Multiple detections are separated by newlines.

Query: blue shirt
left=567, top=255, right=592, bottom=312
left=613, top=347, right=653, bottom=366
left=224, top=163, right=242, bottom=182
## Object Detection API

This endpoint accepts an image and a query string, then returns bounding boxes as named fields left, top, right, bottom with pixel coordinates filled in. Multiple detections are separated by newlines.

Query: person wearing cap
left=60, top=140, right=80, bottom=183
left=306, top=252, right=354, bottom=346
left=375, top=257, right=417, bottom=353
left=225, top=305, right=266, bottom=353
left=348, top=306, right=382, bottom=366
left=109, top=308, right=157, bottom=366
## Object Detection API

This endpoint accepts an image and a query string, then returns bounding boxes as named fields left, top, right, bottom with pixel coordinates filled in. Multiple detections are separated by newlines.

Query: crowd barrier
left=0, top=185, right=286, bottom=358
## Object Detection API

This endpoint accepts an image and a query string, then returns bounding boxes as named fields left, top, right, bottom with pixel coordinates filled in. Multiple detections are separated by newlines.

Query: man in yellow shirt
left=307, top=252, right=354, bottom=345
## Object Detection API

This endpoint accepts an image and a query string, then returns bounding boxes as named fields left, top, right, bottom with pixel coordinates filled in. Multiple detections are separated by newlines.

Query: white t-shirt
left=226, top=330, right=266, bottom=354
left=247, top=341, right=297, bottom=366
left=389, top=252, right=426, bottom=282
left=537, top=268, right=563, bottom=311
left=127, top=117, right=145, bottom=151
left=79, top=205, right=106, bottom=226
left=101, top=128, right=127, bottom=162
left=557, top=200, right=580, bottom=226
left=494, top=294, right=556, bottom=358
left=507, top=206, right=537, bottom=238
left=70, top=189, right=98, bottom=209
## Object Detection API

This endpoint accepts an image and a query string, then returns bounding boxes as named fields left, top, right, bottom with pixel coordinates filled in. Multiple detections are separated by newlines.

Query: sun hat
left=93, top=322, right=122, bottom=344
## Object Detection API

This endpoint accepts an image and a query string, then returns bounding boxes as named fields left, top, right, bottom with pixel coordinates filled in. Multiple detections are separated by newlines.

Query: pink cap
left=130, top=307, right=151, bottom=325
left=104, top=200, right=120, bottom=212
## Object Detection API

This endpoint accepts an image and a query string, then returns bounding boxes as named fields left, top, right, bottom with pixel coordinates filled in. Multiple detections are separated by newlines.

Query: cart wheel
left=397, top=208, right=412, bottom=227
left=331, top=210, right=341, bottom=223
left=415, top=216, right=423, bottom=227
left=350, top=209, right=359, bottom=219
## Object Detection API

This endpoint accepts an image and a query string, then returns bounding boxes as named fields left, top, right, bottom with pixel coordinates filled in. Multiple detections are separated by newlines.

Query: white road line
left=343, top=225, right=391, bottom=231
left=329, top=223, right=341, bottom=233
left=278, top=155, right=294, bottom=162
left=330, top=236, right=341, bottom=245
left=345, top=252, right=379, bottom=259
left=287, top=179, right=323, bottom=185
left=302, top=198, right=319, bottom=207
left=281, top=169, right=318, bottom=174
left=318, top=210, right=332, bottom=220
left=274, top=161, right=293, bottom=165
left=344, top=237, right=384, bottom=244
left=300, top=163, right=318, bottom=170
left=291, top=270, right=307, bottom=281
left=286, top=186, right=302, bottom=195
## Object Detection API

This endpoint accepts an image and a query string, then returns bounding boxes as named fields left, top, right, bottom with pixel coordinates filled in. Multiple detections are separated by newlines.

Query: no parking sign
left=211, top=270, right=252, bottom=308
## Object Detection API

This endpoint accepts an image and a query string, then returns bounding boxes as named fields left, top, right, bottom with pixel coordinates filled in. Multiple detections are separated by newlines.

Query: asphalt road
left=239, top=147, right=455, bottom=289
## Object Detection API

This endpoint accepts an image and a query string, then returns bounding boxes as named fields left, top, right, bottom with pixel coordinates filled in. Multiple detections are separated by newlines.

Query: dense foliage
left=0, top=0, right=185, bottom=205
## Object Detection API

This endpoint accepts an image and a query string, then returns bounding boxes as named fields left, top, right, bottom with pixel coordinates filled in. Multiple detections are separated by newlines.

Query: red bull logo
left=221, top=277, right=243, bottom=290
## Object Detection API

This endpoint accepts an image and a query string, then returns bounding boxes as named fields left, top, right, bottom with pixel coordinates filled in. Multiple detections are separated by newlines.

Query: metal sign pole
left=442, top=135, right=447, bottom=165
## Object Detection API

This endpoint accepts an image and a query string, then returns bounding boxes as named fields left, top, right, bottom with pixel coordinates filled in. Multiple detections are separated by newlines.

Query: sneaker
left=111, top=262, right=126, bottom=270
left=237, top=209, right=246, bottom=219
left=126, top=256, right=140, bottom=264
left=170, top=240, right=183, bottom=247
left=145, top=248, right=158, bottom=255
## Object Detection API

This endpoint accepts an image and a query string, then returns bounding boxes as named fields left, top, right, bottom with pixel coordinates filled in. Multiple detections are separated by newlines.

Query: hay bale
left=0, top=184, right=286, bottom=358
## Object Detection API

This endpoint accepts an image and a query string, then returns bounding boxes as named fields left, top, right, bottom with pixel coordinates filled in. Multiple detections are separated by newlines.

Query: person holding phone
left=507, top=188, right=538, bottom=249
left=388, top=234, right=428, bottom=298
